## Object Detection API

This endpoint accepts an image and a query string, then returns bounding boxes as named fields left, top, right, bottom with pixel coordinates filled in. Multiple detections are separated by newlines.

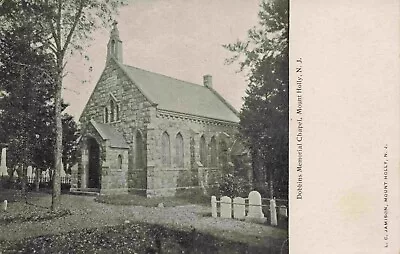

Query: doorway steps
left=70, top=188, right=100, bottom=196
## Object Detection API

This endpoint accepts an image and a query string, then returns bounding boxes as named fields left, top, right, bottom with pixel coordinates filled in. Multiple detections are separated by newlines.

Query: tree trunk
left=35, top=167, right=40, bottom=191
left=251, top=149, right=262, bottom=190
left=268, top=167, right=274, bottom=199
left=51, top=60, right=63, bottom=212
left=21, top=164, right=26, bottom=194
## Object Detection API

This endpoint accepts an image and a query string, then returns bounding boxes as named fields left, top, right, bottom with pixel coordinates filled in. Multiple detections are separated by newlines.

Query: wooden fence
left=26, top=176, right=71, bottom=184
left=211, top=191, right=288, bottom=226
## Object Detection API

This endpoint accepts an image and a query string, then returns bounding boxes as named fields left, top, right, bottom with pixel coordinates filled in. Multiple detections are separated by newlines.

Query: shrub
left=218, top=173, right=250, bottom=198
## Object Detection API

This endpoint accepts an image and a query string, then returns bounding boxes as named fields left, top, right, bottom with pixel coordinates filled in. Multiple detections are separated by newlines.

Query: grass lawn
left=0, top=189, right=30, bottom=203
left=0, top=202, right=71, bottom=225
left=0, top=190, right=288, bottom=253
left=0, top=222, right=286, bottom=253
left=0, top=189, right=71, bottom=225
left=95, top=192, right=210, bottom=207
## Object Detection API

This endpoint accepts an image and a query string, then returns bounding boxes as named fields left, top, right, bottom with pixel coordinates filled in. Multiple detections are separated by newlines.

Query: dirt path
left=0, top=194, right=288, bottom=249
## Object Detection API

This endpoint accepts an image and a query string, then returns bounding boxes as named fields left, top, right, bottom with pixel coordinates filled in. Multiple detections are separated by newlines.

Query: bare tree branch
left=61, top=0, right=85, bottom=56
left=44, top=0, right=61, bottom=52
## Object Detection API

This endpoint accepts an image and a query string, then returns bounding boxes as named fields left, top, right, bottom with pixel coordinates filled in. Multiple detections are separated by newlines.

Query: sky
left=62, top=0, right=261, bottom=120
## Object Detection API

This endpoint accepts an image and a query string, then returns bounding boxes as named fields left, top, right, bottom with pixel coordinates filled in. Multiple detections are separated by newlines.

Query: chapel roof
left=117, top=62, right=240, bottom=123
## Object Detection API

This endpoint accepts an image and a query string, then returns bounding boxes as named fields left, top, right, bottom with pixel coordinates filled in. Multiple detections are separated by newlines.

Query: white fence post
left=220, top=196, right=232, bottom=218
left=211, top=196, right=217, bottom=218
left=279, top=205, right=288, bottom=217
left=270, top=198, right=278, bottom=226
left=2, top=200, right=7, bottom=211
left=27, top=166, right=33, bottom=178
left=233, top=197, right=245, bottom=220
left=0, top=147, right=8, bottom=176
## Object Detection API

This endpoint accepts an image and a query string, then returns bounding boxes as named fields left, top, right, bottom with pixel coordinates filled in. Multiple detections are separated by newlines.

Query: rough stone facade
left=72, top=24, right=246, bottom=197
left=145, top=113, right=238, bottom=197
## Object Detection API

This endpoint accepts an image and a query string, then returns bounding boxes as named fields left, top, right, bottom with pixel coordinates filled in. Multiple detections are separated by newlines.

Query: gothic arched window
left=110, top=100, right=115, bottom=122
left=104, top=107, right=109, bottom=123
left=219, top=139, right=228, bottom=170
left=175, top=133, right=184, bottom=167
left=200, top=135, right=207, bottom=167
left=161, top=132, right=171, bottom=166
left=116, top=104, right=120, bottom=121
left=136, top=131, right=144, bottom=169
left=117, top=154, right=123, bottom=169
left=210, top=136, right=217, bottom=167
left=111, top=39, right=116, bottom=54
left=190, top=137, right=195, bottom=167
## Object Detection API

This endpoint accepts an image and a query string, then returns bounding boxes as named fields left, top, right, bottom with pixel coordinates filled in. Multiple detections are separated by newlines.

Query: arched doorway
left=87, top=137, right=101, bottom=189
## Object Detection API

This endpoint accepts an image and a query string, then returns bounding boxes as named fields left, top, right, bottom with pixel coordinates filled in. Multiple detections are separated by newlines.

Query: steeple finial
left=110, top=20, right=119, bottom=37
left=107, top=20, right=123, bottom=62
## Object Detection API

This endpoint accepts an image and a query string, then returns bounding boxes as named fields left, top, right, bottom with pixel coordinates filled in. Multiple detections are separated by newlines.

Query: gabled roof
left=114, top=60, right=239, bottom=123
left=90, top=120, right=129, bottom=149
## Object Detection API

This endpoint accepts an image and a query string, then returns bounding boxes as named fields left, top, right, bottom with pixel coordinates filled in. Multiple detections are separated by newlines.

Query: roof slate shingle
left=119, top=63, right=240, bottom=123
left=90, top=120, right=129, bottom=149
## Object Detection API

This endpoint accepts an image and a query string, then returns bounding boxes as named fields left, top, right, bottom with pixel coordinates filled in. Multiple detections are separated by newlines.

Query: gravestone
left=233, top=197, right=245, bottom=220
left=0, top=148, right=7, bottom=176
left=211, top=196, right=217, bottom=218
left=245, top=191, right=266, bottom=223
left=27, top=166, right=33, bottom=178
left=279, top=205, right=288, bottom=217
left=61, top=168, right=66, bottom=178
left=45, top=170, right=50, bottom=179
left=2, top=200, right=7, bottom=211
left=220, top=196, right=232, bottom=218
left=270, top=198, right=278, bottom=226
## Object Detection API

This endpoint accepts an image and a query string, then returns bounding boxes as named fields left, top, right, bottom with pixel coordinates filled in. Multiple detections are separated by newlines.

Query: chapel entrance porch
left=87, top=137, right=101, bottom=189
left=73, top=135, right=103, bottom=192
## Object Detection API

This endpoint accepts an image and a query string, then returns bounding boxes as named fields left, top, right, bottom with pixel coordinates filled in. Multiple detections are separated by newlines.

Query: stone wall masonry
left=101, top=147, right=129, bottom=192
left=79, top=59, right=153, bottom=143
left=145, top=113, right=239, bottom=196
left=78, top=58, right=242, bottom=196
left=79, top=59, right=155, bottom=193
left=127, top=170, right=147, bottom=194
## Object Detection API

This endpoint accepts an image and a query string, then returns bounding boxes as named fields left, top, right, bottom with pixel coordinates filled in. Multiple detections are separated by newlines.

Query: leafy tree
left=62, top=113, right=79, bottom=174
left=1, top=0, right=122, bottom=211
left=218, top=173, right=250, bottom=198
left=224, top=0, right=288, bottom=198
left=0, top=26, right=79, bottom=190
left=0, top=23, right=56, bottom=189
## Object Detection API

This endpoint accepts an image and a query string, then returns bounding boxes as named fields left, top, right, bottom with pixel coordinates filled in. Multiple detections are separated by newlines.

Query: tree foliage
left=0, top=25, right=79, bottom=177
left=218, top=173, right=250, bottom=198
left=224, top=0, right=288, bottom=198
left=0, top=24, right=56, bottom=171
left=1, top=0, right=122, bottom=210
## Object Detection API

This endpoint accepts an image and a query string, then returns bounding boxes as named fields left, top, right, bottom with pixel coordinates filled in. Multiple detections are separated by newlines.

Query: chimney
left=203, top=74, right=212, bottom=88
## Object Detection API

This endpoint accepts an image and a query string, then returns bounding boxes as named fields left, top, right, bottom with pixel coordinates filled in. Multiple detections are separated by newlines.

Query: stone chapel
left=71, top=22, right=249, bottom=197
